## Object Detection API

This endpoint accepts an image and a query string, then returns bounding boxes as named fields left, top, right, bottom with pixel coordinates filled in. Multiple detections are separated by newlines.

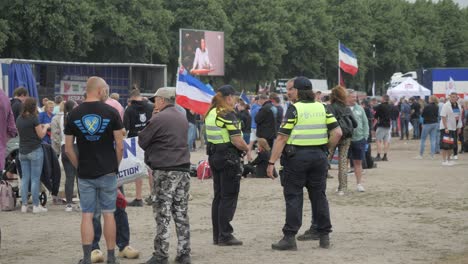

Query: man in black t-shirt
left=64, top=76, right=124, bottom=264
left=123, top=88, right=153, bottom=207
left=373, top=95, right=392, bottom=161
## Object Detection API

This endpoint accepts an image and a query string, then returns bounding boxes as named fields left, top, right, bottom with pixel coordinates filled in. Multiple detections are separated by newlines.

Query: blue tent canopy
left=8, top=63, right=38, bottom=100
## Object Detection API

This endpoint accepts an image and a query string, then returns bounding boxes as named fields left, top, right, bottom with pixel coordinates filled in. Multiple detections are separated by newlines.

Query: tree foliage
left=0, top=0, right=467, bottom=92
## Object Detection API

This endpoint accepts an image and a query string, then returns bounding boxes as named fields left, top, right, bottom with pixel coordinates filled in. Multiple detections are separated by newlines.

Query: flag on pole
left=339, top=43, right=358, bottom=76
left=339, top=70, right=345, bottom=87
left=372, top=81, right=375, bottom=97
left=176, top=68, right=215, bottom=115
left=240, top=90, right=251, bottom=104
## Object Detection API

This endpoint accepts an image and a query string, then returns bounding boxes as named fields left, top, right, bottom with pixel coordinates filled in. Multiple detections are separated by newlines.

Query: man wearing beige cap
left=138, top=87, right=191, bottom=264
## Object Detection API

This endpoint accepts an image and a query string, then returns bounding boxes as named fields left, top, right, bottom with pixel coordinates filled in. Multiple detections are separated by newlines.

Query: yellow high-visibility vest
left=287, top=102, right=329, bottom=146
left=205, top=108, right=231, bottom=144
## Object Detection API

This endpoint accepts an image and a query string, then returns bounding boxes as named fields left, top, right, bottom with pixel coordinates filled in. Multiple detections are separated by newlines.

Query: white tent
left=387, top=77, right=431, bottom=99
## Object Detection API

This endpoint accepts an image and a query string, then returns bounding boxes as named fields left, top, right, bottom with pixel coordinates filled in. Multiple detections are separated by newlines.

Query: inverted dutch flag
left=240, top=90, right=251, bottom=105
left=339, top=43, right=358, bottom=76
left=176, top=68, right=215, bottom=115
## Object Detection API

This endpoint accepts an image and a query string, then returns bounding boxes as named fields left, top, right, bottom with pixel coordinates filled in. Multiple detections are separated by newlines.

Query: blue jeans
left=188, top=122, right=197, bottom=151
left=391, top=120, right=398, bottom=135
left=411, top=118, right=420, bottom=138
left=400, top=118, right=410, bottom=139
left=420, top=123, right=438, bottom=156
left=19, top=147, right=44, bottom=206
left=92, top=206, right=129, bottom=251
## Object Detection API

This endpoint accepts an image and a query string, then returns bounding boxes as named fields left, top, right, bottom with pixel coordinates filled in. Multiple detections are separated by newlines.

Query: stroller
left=2, top=142, right=48, bottom=207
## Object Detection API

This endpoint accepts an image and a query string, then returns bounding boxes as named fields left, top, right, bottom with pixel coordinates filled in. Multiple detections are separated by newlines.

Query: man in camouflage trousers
left=138, top=87, right=192, bottom=264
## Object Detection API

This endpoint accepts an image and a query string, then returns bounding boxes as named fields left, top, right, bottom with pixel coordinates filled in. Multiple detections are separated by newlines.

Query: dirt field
left=1, top=139, right=467, bottom=264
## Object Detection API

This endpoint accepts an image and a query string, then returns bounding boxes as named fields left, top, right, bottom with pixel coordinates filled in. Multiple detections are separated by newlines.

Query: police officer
left=206, top=85, right=249, bottom=246
left=267, top=77, right=342, bottom=250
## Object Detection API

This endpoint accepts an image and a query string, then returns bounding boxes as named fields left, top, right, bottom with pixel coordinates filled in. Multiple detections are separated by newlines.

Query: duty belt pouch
left=225, top=149, right=242, bottom=179
left=283, top=145, right=296, bottom=158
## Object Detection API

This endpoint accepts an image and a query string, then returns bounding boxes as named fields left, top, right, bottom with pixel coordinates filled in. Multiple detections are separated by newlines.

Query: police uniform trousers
left=280, top=147, right=332, bottom=236
left=152, top=170, right=191, bottom=260
left=209, top=149, right=242, bottom=242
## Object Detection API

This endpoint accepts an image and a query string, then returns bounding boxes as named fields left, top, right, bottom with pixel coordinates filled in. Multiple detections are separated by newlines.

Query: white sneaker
left=414, top=155, right=423, bottom=160
left=21, top=205, right=28, bottom=213
left=32, top=205, right=48, bottom=213
left=453, top=155, right=458, bottom=160
left=447, top=160, right=456, bottom=166
left=337, top=190, right=345, bottom=196
left=442, top=161, right=449, bottom=166
left=357, top=184, right=366, bottom=192
left=65, top=204, right=73, bottom=212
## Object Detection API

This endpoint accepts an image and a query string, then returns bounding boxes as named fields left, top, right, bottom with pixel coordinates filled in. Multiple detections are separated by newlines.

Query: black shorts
left=349, top=139, right=366, bottom=161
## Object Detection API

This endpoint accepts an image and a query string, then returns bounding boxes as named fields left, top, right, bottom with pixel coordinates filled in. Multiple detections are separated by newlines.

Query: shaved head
left=86, top=76, right=108, bottom=102
left=86, top=77, right=106, bottom=93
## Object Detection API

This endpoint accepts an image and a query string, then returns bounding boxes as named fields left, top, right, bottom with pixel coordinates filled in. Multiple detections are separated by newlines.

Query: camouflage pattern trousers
left=152, top=170, right=191, bottom=259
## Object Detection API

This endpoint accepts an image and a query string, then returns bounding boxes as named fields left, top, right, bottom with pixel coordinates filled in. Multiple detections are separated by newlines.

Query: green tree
left=405, top=0, right=446, bottom=68
left=280, top=0, right=334, bottom=79
left=435, top=0, right=468, bottom=67
left=0, top=19, right=8, bottom=54
left=367, top=0, right=417, bottom=92
left=0, top=0, right=94, bottom=60
left=224, top=0, right=290, bottom=83
left=87, top=0, right=173, bottom=63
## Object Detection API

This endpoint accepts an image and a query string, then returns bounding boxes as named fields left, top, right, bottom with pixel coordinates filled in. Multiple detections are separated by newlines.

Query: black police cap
left=217, top=85, right=236, bottom=96
left=294, top=76, right=313, bottom=90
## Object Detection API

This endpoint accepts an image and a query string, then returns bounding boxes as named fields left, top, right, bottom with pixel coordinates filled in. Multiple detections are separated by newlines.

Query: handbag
left=441, top=132, right=455, bottom=150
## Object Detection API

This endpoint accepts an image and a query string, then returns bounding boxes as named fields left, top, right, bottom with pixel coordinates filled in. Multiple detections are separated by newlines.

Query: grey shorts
left=376, top=127, right=391, bottom=142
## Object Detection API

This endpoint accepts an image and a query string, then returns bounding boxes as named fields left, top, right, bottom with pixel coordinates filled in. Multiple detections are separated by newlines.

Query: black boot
left=218, top=236, right=243, bottom=246
left=175, top=254, right=191, bottom=264
left=145, top=255, right=168, bottom=264
left=272, top=235, right=297, bottom=251
left=297, top=228, right=320, bottom=241
left=319, top=234, right=330, bottom=249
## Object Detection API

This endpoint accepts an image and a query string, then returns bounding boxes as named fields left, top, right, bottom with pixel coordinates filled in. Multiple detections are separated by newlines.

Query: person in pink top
left=0, top=89, right=18, bottom=170
left=105, top=97, right=124, bottom=121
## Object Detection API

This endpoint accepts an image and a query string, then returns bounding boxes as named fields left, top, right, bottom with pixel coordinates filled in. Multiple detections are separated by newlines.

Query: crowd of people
left=1, top=76, right=468, bottom=264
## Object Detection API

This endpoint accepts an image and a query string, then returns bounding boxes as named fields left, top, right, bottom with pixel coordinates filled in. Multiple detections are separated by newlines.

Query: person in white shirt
left=191, top=38, right=212, bottom=71
left=439, top=92, right=462, bottom=165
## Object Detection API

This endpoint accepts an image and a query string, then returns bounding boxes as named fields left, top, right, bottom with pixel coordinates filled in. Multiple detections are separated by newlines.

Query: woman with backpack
left=328, top=86, right=357, bottom=195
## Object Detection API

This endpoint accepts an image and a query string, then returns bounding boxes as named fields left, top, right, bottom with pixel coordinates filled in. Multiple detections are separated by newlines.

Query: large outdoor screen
left=180, top=29, right=224, bottom=76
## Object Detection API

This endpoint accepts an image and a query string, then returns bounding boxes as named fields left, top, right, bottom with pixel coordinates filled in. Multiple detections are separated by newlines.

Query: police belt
left=285, top=144, right=327, bottom=152
left=207, top=142, right=239, bottom=155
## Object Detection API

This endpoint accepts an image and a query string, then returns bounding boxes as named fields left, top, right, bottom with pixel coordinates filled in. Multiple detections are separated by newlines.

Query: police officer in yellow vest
left=267, top=77, right=342, bottom=250
left=206, top=85, right=249, bottom=246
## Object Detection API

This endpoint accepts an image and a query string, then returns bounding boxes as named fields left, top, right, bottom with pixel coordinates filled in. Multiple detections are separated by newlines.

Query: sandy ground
left=1, top=139, right=468, bottom=264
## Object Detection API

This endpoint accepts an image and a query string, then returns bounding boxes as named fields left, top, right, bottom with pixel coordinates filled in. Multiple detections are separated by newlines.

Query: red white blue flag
left=176, top=68, right=215, bottom=115
left=339, top=43, right=358, bottom=76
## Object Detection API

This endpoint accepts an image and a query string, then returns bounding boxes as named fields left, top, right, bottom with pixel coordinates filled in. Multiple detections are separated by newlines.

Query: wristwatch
left=268, top=161, right=275, bottom=166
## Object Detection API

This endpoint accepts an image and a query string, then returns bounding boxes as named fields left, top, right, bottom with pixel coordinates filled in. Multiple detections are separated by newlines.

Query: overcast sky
left=407, top=0, right=468, bottom=8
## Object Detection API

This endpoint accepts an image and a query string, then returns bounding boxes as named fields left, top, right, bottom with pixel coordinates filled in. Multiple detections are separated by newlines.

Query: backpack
left=197, top=160, right=212, bottom=180
left=0, top=180, right=16, bottom=211
left=330, top=104, right=357, bottom=139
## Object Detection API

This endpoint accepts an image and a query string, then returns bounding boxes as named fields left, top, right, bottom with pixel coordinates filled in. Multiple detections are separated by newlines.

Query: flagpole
left=338, top=40, right=341, bottom=86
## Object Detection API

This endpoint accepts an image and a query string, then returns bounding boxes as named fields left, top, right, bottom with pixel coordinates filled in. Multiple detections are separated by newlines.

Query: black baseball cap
left=218, top=85, right=236, bottom=96
left=294, top=76, right=313, bottom=90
